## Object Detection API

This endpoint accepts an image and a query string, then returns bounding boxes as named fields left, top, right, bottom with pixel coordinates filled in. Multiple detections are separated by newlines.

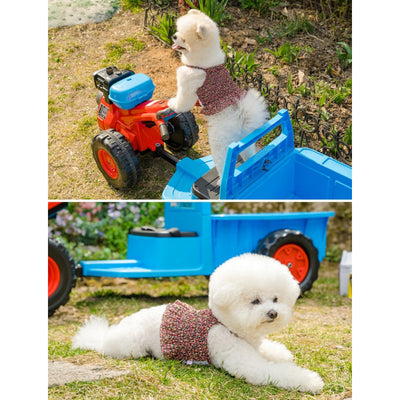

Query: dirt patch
left=48, top=5, right=351, bottom=200
left=48, top=360, right=130, bottom=386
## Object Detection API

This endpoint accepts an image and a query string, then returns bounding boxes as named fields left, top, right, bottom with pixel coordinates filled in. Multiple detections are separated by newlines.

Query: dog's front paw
left=295, top=369, right=324, bottom=394
left=259, top=340, right=293, bottom=362
left=167, top=97, right=177, bottom=111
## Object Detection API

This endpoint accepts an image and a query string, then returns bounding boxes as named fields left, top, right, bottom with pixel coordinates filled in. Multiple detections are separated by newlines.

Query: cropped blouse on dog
left=160, top=300, right=219, bottom=363
left=188, top=64, right=247, bottom=116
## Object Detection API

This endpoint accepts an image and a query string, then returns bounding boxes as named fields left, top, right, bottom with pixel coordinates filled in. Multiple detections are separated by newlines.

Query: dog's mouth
left=172, top=43, right=186, bottom=52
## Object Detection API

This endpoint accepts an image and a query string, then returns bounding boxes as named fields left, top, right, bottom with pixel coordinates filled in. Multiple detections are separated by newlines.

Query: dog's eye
left=273, top=297, right=278, bottom=303
left=251, top=298, right=261, bottom=305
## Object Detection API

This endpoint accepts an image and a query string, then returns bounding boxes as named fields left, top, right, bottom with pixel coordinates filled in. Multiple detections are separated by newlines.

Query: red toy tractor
left=92, top=66, right=199, bottom=189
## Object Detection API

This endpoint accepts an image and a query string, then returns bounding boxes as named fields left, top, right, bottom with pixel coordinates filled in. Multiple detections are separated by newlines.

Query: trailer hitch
left=155, top=143, right=180, bottom=166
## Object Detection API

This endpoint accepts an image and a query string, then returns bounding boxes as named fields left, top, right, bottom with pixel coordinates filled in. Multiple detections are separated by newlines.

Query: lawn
left=48, top=260, right=351, bottom=399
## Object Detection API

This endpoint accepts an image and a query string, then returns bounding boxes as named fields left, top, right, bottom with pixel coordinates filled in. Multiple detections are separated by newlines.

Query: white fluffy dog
left=167, top=10, right=269, bottom=177
left=72, top=254, right=323, bottom=393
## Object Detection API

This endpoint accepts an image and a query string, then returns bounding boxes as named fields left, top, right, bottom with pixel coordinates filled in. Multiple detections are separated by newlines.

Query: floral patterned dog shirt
left=188, top=64, right=247, bottom=116
left=160, top=300, right=219, bottom=364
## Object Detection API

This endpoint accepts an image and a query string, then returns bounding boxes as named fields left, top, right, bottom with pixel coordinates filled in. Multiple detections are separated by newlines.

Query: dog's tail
left=239, top=88, right=270, bottom=134
left=71, top=315, right=110, bottom=353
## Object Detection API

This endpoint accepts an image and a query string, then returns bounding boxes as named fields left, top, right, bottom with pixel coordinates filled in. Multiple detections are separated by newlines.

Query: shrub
left=49, top=203, right=165, bottom=260
left=238, top=0, right=283, bottom=15
left=336, top=41, right=352, bottom=70
left=148, top=12, right=177, bottom=45
left=185, top=0, right=229, bottom=23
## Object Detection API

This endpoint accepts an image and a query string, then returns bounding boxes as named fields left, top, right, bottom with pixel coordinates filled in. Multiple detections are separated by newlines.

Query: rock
left=298, top=70, right=306, bottom=85
left=48, top=360, right=130, bottom=387
left=244, top=38, right=257, bottom=46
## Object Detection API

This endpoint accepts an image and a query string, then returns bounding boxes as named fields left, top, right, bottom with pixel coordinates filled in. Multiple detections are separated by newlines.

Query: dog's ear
left=188, top=9, right=202, bottom=15
left=209, top=283, right=236, bottom=309
left=196, top=24, right=207, bottom=40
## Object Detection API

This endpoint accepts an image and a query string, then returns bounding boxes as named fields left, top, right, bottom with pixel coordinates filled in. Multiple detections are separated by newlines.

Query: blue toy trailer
left=162, top=109, right=352, bottom=200
left=78, top=203, right=334, bottom=293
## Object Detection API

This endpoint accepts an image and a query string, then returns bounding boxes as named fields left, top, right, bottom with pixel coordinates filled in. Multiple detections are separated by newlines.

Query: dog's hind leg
left=72, top=305, right=166, bottom=359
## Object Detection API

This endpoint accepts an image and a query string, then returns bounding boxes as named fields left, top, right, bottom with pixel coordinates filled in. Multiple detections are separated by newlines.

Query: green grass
left=49, top=261, right=351, bottom=399
left=102, top=35, right=145, bottom=67
left=48, top=98, right=62, bottom=117
left=77, top=115, right=98, bottom=135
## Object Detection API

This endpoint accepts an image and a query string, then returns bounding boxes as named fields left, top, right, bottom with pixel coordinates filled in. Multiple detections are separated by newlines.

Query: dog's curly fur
left=72, top=254, right=323, bottom=393
left=167, top=10, right=269, bottom=178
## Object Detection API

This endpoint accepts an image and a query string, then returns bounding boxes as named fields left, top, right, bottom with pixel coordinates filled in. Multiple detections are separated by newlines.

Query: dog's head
left=172, top=10, right=224, bottom=67
left=209, top=253, right=300, bottom=342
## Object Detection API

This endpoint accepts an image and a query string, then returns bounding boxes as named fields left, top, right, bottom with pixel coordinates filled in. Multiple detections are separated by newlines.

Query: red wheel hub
left=48, top=256, right=60, bottom=297
left=98, top=149, right=119, bottom=179
left=273, top=244, right=309, bottom=282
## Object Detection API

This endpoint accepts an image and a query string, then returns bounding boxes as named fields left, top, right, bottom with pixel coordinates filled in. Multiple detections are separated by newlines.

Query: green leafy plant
left=286, top=73, right=311, bottom=97
left=265, top=42, right=303, bottom=64
left=296, top=83, right=311, bottom=97
left=238, top=0, right=283, bottom=14
left=255, top=30, right=273, bottom=46
left=326, top=245, right=342, bottom=263
left=344, top=123, right=352, bottom=145
left=274, top=17, right=314, bottom=38
left=336, top=41, right=352, bottom=70
left=286, top=72, right=294, bottom=95
left=185, top=0, right=229, bottom=23
left=148, top=12, right=177, bottom=45
left=222, top=43, right=260, bottom=77
left=313, top=79, right=352, bottom=107
left=267, top=65, right=279, bottom=77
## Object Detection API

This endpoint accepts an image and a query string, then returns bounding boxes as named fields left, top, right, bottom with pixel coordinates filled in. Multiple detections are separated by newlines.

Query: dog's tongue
left=172, top=43, right=180, bottom=50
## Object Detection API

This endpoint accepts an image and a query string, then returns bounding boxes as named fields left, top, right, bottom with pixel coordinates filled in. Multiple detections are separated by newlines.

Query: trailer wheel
left=48, top=239, right=76, bottom=317
left=92, top=129, right=141, bottom=189
left=165, top=111, right=199, bottom=151
left=254, top=229, right=319, bottom=293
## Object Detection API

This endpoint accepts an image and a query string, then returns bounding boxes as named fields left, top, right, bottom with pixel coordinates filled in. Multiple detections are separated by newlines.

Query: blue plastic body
left=79, top=203, right=334, bottom=279
left=108, top=73, right=155, bottom=110
left=162, top=109, right=352, bottom=200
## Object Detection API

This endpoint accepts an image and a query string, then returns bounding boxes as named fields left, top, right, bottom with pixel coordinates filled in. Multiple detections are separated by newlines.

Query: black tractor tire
left=165, top=111, right=199, bottom=151
left=48, top=239, right=76, bottom=317
left=96, top=91, right=103, bottom=105
left=254, top=229, right=320, bottom=293
left=92, top=129, right=141, bottom=190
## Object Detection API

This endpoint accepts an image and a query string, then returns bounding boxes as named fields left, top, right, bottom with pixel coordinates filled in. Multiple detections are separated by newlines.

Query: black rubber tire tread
left=165, top=111, right=199, bottom=151
left=48, top=239, right=76, bottom=317
left=91, top=129, right=141, bottom=189
left=254, top=229, right=320, bottom=293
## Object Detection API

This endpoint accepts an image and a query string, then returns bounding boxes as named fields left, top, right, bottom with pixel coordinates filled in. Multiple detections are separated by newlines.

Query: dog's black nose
left=267, top=310, right=278, bottom=320
left=172, top=34, right=177, bottom=41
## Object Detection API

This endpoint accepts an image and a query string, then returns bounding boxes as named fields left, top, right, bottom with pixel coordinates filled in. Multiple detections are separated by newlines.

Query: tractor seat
left=192, top=155, right=245, bottom=199
left=130, top=226, right=198, bottom=237
left=192, top=167, right=221, bottom=199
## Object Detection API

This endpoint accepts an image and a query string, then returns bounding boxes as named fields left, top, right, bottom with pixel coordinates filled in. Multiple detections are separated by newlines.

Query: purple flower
left=155, top=216, right=165, bottom=228
left=109, top=210, right=121, bottom=219
left=116, top=202, right=127, bottom=210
